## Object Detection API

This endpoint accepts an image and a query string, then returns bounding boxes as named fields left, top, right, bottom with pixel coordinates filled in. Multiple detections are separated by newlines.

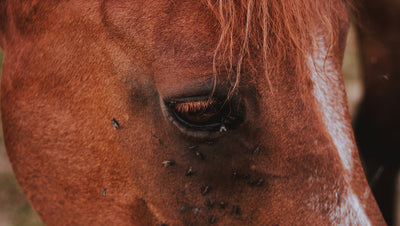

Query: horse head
left=0, top=0, right=385, bottom=225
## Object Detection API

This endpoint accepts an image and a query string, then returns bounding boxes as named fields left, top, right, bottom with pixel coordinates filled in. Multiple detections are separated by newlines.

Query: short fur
left=0, top=0, right=385, bottom=225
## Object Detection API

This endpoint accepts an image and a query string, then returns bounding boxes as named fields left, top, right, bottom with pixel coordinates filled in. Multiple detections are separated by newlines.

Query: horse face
left=0, top=0, right=385, bottom=225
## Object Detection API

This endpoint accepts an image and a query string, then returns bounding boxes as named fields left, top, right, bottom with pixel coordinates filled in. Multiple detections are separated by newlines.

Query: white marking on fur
left=330, top=191, right=372, bottom=226
left=308, top=35, right=355, bottom=172
left=306, top=179, right=371, bottom=225
left=308, top=35, right=371, bottom=225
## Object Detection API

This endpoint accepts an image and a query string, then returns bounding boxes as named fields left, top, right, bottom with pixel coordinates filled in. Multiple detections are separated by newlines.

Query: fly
left=111, top=118, right=120, bottom=129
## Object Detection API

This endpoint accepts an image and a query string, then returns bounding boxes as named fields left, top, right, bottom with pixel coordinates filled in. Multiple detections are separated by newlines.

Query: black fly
left=201, top=185, right=211, bottom=195
left=195, top=151, right=205, bottom=160
left=162, top=160, right=175, bottom=167
left=210, top=215, right=217, bottom=224
left=219, top=201, right=227, bottom=209
left=111, top=118, right=120, bottom=129
left=185, top=166, right=194, bottom=176
left=252, top=146, right=260, bottom=155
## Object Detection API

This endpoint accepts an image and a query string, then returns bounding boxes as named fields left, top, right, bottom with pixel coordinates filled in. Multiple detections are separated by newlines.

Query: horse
left=353, top=0, right=400, bottom=224
left=0, top=0, right=386, bottom=225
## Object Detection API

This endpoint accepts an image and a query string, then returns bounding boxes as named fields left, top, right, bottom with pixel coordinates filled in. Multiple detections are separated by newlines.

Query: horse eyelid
left=173, top=99, right=216, bottom=113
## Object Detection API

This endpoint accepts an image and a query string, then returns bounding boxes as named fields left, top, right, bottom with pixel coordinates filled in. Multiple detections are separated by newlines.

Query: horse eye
left=167, top=97, right=244, bottom=132
left=173, top=99, right=219, bottom=125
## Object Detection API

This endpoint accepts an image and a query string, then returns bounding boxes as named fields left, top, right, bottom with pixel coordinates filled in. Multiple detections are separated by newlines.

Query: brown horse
left=0, top=0, right=386, bottom=225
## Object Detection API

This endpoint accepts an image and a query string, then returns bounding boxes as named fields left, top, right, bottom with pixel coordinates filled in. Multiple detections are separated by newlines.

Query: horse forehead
left=102, top=0, right=218, bottom=42
left=102, top=0, right=220, bottom=77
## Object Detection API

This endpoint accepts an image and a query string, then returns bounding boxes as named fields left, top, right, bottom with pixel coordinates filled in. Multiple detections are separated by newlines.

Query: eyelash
left=173, top=99, right=216, bottom=114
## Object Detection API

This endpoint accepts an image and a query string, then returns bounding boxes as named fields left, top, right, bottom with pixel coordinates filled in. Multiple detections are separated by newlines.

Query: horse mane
left=203, top=0, right=357, bottom=95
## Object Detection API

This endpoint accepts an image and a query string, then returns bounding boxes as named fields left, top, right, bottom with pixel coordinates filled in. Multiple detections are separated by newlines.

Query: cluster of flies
left=160, top=144, right=263, bottom=224
left=110, top=118, right=263, bottom=225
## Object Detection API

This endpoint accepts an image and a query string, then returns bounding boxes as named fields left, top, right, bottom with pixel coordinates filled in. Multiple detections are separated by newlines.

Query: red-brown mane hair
left=203, top=0, right=357, bottom=95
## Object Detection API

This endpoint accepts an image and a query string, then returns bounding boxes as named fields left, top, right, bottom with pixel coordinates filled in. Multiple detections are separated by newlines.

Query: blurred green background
left=0, top=27, right=366, bottom=225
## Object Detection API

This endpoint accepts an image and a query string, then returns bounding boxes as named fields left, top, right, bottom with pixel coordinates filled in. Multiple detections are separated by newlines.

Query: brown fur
left=0, top=0, right=385, bottom=225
